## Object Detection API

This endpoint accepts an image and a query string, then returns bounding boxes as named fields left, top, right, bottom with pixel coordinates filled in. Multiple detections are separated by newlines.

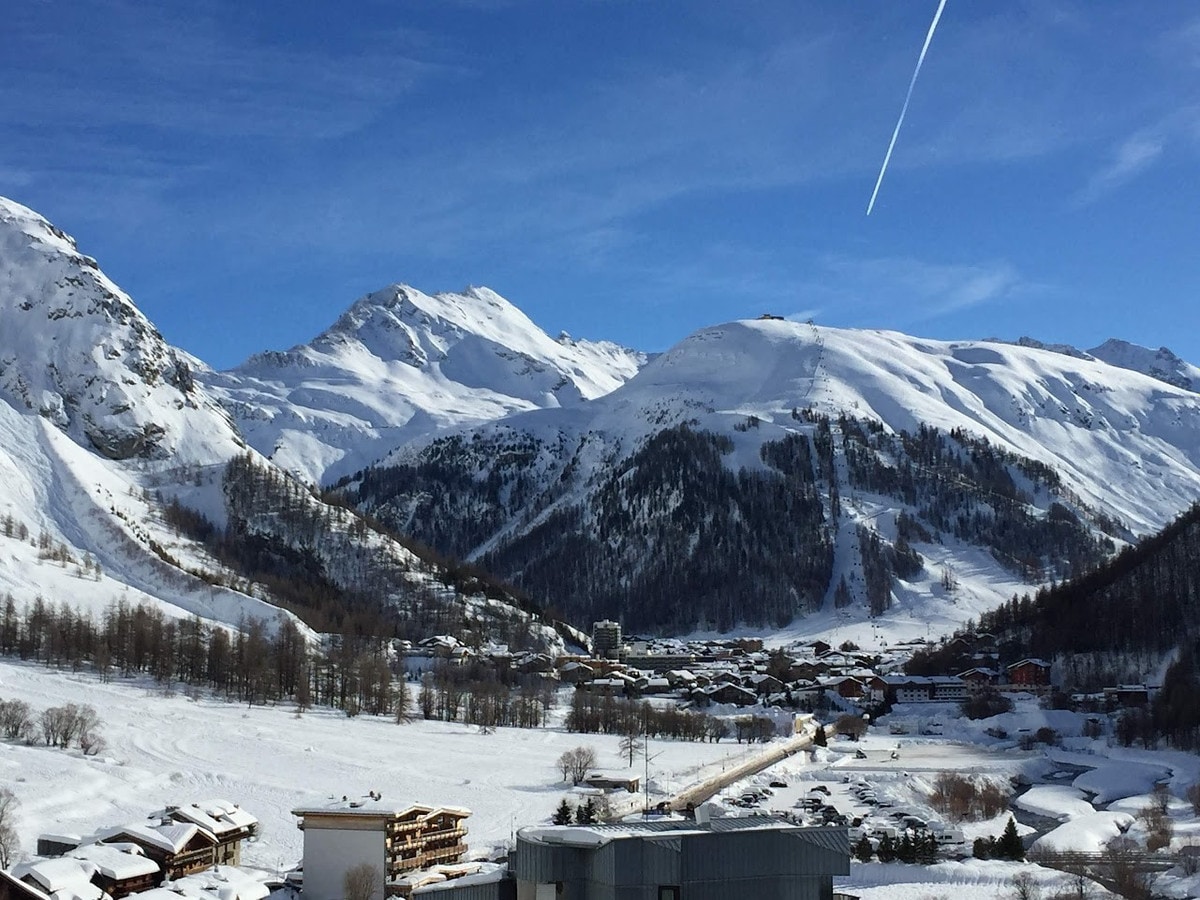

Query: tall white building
left=291, top=796, right=470, bottom=900
left=591, top=620, right=622, bottom=659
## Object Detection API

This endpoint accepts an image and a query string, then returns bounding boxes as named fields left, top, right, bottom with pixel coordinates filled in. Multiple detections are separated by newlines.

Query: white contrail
left=866, top=0, right=948, bottom=216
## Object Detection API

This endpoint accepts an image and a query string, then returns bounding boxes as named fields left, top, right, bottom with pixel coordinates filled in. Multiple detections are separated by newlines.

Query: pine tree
left=998, top=816, right=1024, bottom=860
left=917, top=833, right=938, bottom=865
left=552, top=798, right=574, bottom=825
left=897, top=832, right=916, bottom=864
left=575, top=797, right=597, bottom=825
left=813, top=724, right=827, bottom=747
left=876, top=833, right=896, bottom=863
left=854, top=834, right=874, bottom=863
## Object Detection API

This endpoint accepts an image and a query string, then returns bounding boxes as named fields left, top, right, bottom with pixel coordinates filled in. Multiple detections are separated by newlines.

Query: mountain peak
left=1088, top=338, right=1198, bottom=392
left=211, top=282, right=646, bottom=484
left=0, top=196, right=240, bottom=462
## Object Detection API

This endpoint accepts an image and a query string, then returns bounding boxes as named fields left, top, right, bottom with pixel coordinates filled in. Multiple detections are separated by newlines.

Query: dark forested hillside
left=483, top=427, right=832, bottom=632
left=839, top=419, right=1118, bottom=581
left=337, top=414, right=1114, bottom=634
left=978, top=501, right=1200, bottom=661
left=162, top=454, right=553, bottom=649
left=912, top=502, right=1200, bottom=749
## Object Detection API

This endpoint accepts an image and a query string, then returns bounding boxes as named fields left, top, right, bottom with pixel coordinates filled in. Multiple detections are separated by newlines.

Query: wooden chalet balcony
left=384, top=821, right=425, bottom=837
left=422, top=825, right=467, bottom=843
left=418, top=843, right=467, bottom=866
left=166, top=847, right=219, bottom=877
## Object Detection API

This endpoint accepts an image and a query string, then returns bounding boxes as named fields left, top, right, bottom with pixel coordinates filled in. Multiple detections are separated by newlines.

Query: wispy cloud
left=1076, top=132, right=1166, bottom=204
left=0, top=1, right=449, bottom=142
left=804, top=255, right=1032, bottom=324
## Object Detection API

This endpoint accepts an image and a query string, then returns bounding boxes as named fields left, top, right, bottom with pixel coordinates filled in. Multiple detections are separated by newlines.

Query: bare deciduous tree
left=1010, top=870, right=1041, bottom=900
left=0, top=699, right=33, bottom=741
left=834, top=713, right=868, bottom=740
left=342, top=862, right=382, bottom=900
left=1187, top=783, right=1200, bottom=816
left=556, top=746, right=598, bottom=785
left=1103, top=836, right=1152, bottom=900
left=0, top=787, right=19, bottom=868
left=618, top=730, right=644, bottom=767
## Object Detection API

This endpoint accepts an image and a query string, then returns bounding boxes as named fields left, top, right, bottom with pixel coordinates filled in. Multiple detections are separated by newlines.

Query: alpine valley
left=4, top=195, right=1200, bottom=646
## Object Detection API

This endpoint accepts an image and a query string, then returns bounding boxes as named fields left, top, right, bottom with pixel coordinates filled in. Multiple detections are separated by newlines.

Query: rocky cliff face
left=0, top=198, right=240, bottom=462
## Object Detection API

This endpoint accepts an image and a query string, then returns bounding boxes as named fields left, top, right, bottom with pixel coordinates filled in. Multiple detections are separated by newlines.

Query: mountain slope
left=0, top=198, right=242, bottom=465
left=991, top=335, right=1200, bottom=393
left=200, top=284, right=646, bottom=485
left=338, top=319, right=1200, bottom=633
left=1088, top=338, right=1200, bottom=392
left=0, top=198, right=560, bottom=651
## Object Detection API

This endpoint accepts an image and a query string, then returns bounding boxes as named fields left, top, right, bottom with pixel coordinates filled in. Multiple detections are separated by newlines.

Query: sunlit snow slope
left=574, top=319, right=1200, bottom=533
left=202, top=284, right=646, bottom=484
left=0, top=197, right=297, bottom=633
left=0, top=198, right=555, bottom=647
left=356, top=318, right=1200, bottom=635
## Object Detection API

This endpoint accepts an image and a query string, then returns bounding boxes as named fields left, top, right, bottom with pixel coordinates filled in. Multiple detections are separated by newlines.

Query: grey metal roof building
left=509, top=816, right=850, bottom=900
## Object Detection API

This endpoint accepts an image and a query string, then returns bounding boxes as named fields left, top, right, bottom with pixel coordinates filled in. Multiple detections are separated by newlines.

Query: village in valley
left=2, top=617, right=1194, bottom=900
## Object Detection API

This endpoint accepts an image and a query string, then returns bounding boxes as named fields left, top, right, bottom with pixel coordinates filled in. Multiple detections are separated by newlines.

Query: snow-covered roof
left=291, top=797, right=471, bottom=820
left=410, top=863, right=504, bottom=894
left=519, top=816, right=800, bottom=848
left=68, top=844, right=160, bottom=880
left=11, top=859, right=100, bottom=898
left=167, top=800, right=257, bottom=836
left=99, top=822, right=206, bottom=854
left=0, top=870, right=52, bottom=900
left=38, top=834, right=82, bottom=848
left=170, top=865, right=271, bottom=900
left=392, top=863, right=480, bottom=890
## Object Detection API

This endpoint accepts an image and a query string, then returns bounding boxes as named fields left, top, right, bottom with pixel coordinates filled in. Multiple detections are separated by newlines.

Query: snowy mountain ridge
left=201, top=283, right=647, bottom=484
left=0, top=197, right=243, bottom=465
left=343, top=319, right=1200, bottom=633
left=5, top=194, right=1200, bottom=640
left=0, top=197, right=562, bottom=651
left=990, top=335, right=1200, bottom=393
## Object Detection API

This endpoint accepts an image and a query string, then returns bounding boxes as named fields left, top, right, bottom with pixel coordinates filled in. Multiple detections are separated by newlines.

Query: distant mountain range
left=0, top=197, right=561, bottom=650
left=994, top=336, right=1200, bottom=392
left=3, top=195, right=1200, bottom=639
left=336, top=321, right=1200, bottom=631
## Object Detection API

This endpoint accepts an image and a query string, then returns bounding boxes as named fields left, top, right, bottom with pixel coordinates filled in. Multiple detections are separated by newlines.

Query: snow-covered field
left=9, top=661, right=1200, bottom=898
left=0, top=659, right=745, bottom=870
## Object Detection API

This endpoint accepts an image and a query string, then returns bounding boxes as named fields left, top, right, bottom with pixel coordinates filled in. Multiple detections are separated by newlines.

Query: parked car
left=770, top=780, right=788, bottom=788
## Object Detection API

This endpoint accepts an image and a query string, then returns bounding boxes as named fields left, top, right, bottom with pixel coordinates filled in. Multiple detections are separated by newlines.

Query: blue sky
left=3, top=1, right=1199, bottom=369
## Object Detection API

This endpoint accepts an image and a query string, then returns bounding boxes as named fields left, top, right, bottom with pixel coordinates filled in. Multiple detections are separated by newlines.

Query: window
left=658, top=887, right=680, bottom=900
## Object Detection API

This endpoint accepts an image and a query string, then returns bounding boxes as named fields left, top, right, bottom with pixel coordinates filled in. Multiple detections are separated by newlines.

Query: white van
left=931, top=826, right=965, bottom=845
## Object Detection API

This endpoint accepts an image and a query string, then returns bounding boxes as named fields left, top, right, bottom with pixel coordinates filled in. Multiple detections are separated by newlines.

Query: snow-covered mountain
left=7, top=194, right=1200, bottom=641
left=0, top=198, right=560, bottom=650
left=341, top=319, right=1200, bottom=633
left=1088, top=338, right=1200, bottom=392
left=0, top=199, right=243, bottom=466
left=201, top=284, right=646, bottom=485
left=991, top=336, right=1200, bottom=393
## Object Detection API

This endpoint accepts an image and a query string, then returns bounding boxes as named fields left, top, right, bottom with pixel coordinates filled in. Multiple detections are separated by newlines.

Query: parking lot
left=710, top=734, right=1020, bottom=855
